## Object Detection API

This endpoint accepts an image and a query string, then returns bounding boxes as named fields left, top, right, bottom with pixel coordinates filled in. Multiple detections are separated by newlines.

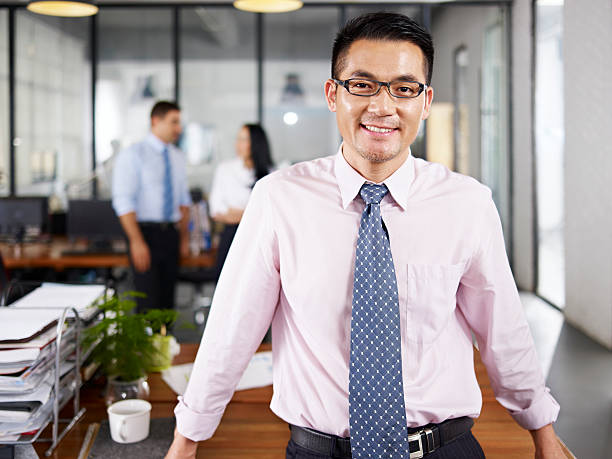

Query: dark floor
left=546, top=322, right=612, bottom=459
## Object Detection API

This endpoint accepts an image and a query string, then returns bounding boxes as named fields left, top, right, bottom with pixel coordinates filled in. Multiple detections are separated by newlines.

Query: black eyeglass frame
left=332, top=78, right=428, bottom=99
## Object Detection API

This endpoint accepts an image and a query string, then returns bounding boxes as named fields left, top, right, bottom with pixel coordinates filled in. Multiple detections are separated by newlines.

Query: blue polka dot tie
left=162, top=146, right=173, bottom=221
left=349, top=183, right=409, bottom=458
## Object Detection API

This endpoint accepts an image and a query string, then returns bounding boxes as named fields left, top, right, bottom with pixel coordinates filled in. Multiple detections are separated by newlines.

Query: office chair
left=176, top=187, right=217, bottom=328
left=177, top=266, right=217, bottom=327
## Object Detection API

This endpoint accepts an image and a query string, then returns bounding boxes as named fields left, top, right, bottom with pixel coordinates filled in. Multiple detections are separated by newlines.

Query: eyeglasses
left=332, top=78, right=428, bottom=99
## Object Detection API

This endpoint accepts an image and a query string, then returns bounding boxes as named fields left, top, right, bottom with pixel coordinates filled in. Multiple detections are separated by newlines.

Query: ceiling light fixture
left=27, top=1, right=98, bottom=17
left=233, top=0, right=303, bottom=14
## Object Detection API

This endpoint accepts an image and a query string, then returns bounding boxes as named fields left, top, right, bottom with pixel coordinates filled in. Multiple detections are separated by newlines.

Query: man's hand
left=165, top=429, right=198, bottom=459
left=212, top=207, right=244, bottom=225
left=118, top=212, right=151, bottom=272
left=530, top=424, right=566, bottom=458
left=180, top=234, right=190, bottom=258
left=130, top=238, right=151, bottom=272
left=224, top=207, right=244, bottom=225
left=179, top=205, right=191, bottom=258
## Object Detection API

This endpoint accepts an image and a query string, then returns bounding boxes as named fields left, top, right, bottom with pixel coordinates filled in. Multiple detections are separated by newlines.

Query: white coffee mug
left=107, top=399, right=152, bottom=444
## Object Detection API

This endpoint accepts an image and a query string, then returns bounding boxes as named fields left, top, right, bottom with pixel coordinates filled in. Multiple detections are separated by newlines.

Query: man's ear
left=421, top=86, right=434, bottom=121
left=324, top=79, right=338, bottom=112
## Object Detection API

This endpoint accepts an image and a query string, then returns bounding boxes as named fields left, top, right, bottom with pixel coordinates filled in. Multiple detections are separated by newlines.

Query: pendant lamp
left=27, top=1, right=98, bottom=17
left=233, top=0, right=303, bottom=13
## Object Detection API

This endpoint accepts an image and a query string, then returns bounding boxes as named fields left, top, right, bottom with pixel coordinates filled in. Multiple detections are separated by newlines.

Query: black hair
left=150, top=100, right=180, bottom=119
left=332, top=12, right=434, bottom=85
left=244, top=124, right=274, bottom=183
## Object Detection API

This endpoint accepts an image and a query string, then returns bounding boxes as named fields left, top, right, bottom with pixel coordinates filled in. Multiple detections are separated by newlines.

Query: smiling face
left=325, top=39, right=434, bottom=180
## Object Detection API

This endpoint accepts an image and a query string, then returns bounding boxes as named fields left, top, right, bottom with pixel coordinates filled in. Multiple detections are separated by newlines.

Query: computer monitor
left=0, top=197, right=48, bottom=239
left=66, top=200, right=125, bottom=250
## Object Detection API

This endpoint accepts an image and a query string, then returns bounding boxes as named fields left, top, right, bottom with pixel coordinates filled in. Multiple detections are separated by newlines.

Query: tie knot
left=360, top=183, right=388, bottom=205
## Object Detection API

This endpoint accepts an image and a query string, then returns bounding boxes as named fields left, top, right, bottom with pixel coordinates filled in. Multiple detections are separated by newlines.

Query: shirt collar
left=333, top=144, right=415, bottom=211
left=145, top=132, right=170, bottom=153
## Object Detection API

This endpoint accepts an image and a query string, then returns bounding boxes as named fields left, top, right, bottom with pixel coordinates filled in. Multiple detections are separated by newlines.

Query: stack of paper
left=0, top=283, right=105, bottom=442
left=10, top=283, right=107, bottom=321
left=0, top=372, right=53, bottom=423
left=0, top=338, right=75, bottom=394
left=0, top=369, right=75, bottom=442
left=0, top=349, right=40, bottom=375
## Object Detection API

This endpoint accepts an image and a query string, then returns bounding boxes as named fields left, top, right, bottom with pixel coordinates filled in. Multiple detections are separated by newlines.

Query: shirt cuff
left=112, top=197, right=135, bottom=217
left=174, top=395, right=225, bottom=442
left=509, top=388, right=560, bottom=430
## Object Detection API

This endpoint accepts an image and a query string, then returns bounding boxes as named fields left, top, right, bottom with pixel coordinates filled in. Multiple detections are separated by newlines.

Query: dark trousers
left=215, top=223, right=239, bottom=280
left=286, top=430, right=486, bottom=459
left=131, top=224, right=179, bottom=313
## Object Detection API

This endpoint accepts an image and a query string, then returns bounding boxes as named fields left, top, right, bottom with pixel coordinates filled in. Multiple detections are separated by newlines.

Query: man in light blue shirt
left=112, top=101, right=191, bottom=311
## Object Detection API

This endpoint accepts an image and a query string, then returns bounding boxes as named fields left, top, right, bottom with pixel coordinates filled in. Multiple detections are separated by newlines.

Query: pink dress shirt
left=174, top=149, right=560, bottom=442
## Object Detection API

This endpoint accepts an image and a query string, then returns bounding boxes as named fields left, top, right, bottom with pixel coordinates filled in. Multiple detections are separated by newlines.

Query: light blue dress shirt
left=112, top=133, right=191, bottom=222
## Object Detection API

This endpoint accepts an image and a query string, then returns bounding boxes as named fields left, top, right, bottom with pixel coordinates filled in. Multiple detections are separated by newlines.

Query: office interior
left=0, top=0, right=609, bottom=457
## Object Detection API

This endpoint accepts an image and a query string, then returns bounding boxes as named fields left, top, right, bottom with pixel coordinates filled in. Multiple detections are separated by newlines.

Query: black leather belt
left=290, top=417, right=474, bottom=458
left=138, top=221, right=176, bottom=230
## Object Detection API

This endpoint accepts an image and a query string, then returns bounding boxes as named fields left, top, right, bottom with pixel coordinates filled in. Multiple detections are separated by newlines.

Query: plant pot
left=147, top=334, right=179, bottom=372
left=104, top=376, right=150, bottom=407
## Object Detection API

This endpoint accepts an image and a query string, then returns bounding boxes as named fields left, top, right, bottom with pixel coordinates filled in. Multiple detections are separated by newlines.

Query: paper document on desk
left=0, top=372, right=75, bottom=438
left=0, top=309, right=60, bottom=343
left=10, top=283, right=107, bottom=321
left=0, top=348, right=40, bottom=366
left=0, top=372, right=53, bottom=422
left=162, top=351, right=273, bottom=395
left=0, top=324, right=66, bottom=350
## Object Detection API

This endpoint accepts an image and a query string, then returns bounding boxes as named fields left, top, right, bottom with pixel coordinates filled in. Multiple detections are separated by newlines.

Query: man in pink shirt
left=166, top=12, right=564, bottom=459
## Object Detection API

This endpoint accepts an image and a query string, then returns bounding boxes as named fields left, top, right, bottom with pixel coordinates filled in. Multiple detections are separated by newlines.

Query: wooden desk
left=34, top=344, right=574, bottom=458
left=34, top=343, right=283, bottom=459
left=0, top=238, right=215, bottom=271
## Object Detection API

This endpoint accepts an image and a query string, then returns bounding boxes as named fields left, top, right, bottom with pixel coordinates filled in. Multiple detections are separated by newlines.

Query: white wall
left=563, top=0, right=612, bottom=349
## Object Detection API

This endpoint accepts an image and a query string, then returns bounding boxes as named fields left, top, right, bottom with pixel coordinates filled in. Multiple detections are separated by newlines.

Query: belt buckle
left=408, top=432, right=423, bottom=459
left=408, top=428, right=434, bottom=459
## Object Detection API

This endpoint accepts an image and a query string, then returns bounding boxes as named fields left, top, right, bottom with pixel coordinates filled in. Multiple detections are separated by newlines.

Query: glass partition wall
left=95, top=8, right=174, bottom=198
left=15, top=11, right=91, bottom=200
left=0, top=3, right=512, bottom=253
left=263, top=8, right=340, bottom=165
left=0, top=10, right=8, bottom=196
left=430, top=4, right=511, bottom=249
left=179, top=7, right=257, bottom=189
left=535, top=0, right=565, bottom=307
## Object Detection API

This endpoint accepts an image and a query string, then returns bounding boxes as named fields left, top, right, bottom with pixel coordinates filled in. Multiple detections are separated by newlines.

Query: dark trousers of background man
left=215, top=223, right=239, bottom=280
left=132, top=223, right=179, bottom=312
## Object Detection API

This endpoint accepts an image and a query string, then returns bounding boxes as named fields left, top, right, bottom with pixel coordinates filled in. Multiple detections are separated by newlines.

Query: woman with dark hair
left=209, top=124, right=274, bottom=279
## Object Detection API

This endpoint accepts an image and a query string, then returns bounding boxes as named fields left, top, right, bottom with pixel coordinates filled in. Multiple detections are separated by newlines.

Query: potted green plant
left=83, top=291, right=156, bottom=405
left=143, top=308, right=180, bottom=372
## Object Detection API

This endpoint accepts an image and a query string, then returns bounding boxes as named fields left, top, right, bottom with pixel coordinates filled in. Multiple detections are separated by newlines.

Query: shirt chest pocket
left=404, top=262, right=465, bottom=344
